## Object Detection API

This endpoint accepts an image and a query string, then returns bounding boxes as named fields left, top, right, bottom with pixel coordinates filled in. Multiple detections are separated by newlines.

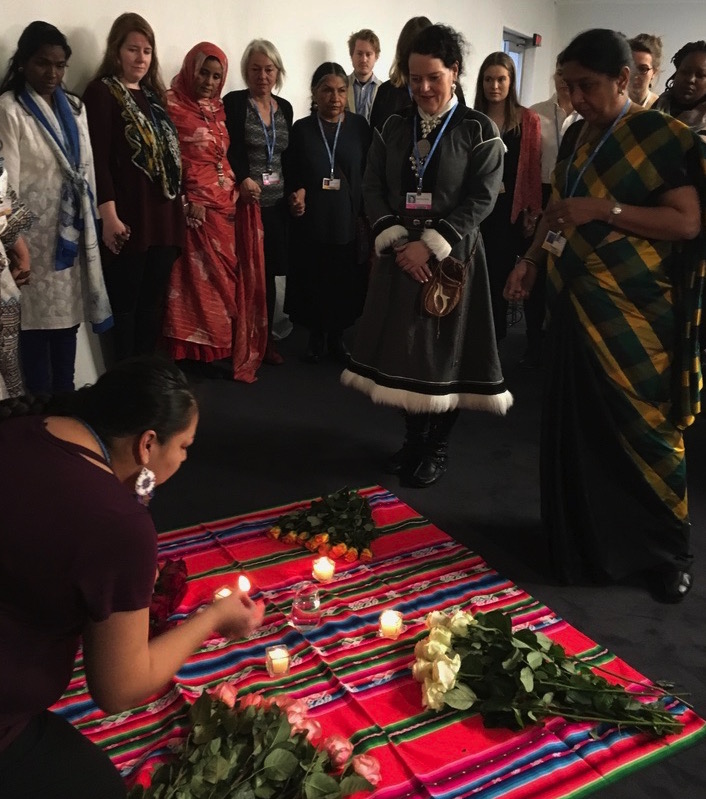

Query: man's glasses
left=635, top=65, right=654, bottom=75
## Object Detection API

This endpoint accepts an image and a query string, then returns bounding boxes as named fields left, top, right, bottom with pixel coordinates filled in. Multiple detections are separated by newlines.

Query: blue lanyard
left=413, top=108, right=454, bottom=193
left=78, top=420, right=112, bottom=465
left=565, top=98, right=630, bottom=198
left=251, top=99, right=277, bottom=171
left=317, top=114, right=343, bottom=179
left=554, top=105, right=561, bottom=150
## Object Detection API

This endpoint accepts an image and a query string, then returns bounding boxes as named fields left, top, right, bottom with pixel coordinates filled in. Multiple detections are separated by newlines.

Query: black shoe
left=405, top=450, right=448, bottom=487
left=384, top=413, right=430, bottom=475
left=648, top=567, right=693, bottom=604
left=327, top=333, right=350, bottom=364
left=383, top=446, right=423, bottom=475
left=302, top=332, right=325, bottom=363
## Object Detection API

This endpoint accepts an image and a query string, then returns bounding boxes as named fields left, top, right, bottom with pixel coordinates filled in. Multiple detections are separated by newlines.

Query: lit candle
left=266, top=646, right=291, bottom=676
left=214, top=587, right=232, bottom=599
left=312, top=556, right=335, bottom=583
left=379, top=609, right=403, bottom=639
left=238, top=574, right=252, bottom=593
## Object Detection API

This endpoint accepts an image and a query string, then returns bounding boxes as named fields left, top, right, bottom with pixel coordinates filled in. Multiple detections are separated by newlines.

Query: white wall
left=557, top=1, right=706, bottom=95
left=0, top=1, right=560, bottom=118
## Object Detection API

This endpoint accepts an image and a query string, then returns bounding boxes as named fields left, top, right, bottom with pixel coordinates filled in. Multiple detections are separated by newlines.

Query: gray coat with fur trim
left=341, top=103, right=514, bottom=415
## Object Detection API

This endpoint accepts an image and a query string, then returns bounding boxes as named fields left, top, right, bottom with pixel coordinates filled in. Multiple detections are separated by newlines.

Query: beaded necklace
left=199, top=100, right=226, bottom=187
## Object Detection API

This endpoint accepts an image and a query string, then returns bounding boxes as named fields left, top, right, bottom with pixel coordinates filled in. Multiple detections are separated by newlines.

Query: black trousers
left=19, top=325, right=79, bottom=394
left=0, top=711, right=126, bottom=798
left=102, top=245, right=178, bottom=363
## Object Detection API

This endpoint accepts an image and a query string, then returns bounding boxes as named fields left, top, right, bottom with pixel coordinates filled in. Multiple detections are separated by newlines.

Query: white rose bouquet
left=413, top=608, right=683, bottom=736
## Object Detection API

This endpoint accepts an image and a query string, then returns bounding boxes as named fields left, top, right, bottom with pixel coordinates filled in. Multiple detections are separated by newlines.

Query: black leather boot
left=303, top=331, right=325, bottom=363
left=406, top=409, right=460, bottom=487
left=327, top=331, right=350, bottom=364
left=383, top=412, right=429, bottom=475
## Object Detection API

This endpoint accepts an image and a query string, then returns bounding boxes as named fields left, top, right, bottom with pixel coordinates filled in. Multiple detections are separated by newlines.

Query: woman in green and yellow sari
left=505, top=29, right=706, bottom=603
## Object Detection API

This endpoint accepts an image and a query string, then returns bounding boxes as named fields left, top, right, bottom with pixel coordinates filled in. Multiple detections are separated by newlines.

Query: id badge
left=263, top=171, right=280, bottom=186
left=322, top=178, right=341, bottom=190
left=541, top=230, right=567, bottom=257
left=405, top=191, right=432, bottom=211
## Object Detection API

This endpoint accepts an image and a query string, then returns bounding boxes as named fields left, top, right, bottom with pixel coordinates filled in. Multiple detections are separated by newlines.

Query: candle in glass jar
left=379, top=609, right=403, bottom=638
left=238, top=574, right=251, bottom=593
left=312, top=556, right=335, bottom=583
left=266, top=646, right=291, bottom=676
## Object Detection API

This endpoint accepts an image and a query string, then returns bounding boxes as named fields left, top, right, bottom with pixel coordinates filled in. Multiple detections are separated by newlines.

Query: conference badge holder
left=541, top=230, right=567, bottom=257
left=263, top=171, right=280, bottom=186
left=406, top=192, right=432, bottom=211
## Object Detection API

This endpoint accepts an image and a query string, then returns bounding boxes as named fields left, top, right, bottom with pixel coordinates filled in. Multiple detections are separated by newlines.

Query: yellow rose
left=415, top=639, right=448, bottom=661
left=449, top=610, right=476, bottom=637
left=426, top=610, right=451, bottom=630
left=412, top=660, right=433, bottom=682
left=428, top=627, right=453, bottom=648
left=432, top=656, right=459, bottom=690
left=423, top=677, right=447, bottom=710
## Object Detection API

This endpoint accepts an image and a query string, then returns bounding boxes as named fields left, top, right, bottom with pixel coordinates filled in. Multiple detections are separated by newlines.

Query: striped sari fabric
left=53, top=487, right=705, bottom=798
left=548, top=110, right=706, bottom=523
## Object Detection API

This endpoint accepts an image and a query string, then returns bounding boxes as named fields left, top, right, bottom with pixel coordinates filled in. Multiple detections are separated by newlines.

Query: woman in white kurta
left=0, top=21, right=111, bottom=394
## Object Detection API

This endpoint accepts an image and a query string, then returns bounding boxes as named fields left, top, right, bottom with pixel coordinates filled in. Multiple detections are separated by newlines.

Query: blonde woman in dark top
left=224, top=40, right=293, bottom=365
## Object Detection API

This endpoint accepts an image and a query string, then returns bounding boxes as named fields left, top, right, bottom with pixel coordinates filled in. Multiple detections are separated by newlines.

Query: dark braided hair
left=0, top=357, right=196, bottom=445
left=665, top=40, right=706, bottom=91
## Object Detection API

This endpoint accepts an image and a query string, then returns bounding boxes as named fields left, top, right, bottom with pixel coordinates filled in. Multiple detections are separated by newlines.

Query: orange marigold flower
left=360, top=548, right=373, bottom=562
left=305, top=539, right=318, bottom=551
left=318, top=543, right=331, bottom=555
left=344, top=547, right=358, bottom=562
left=267, top=526, right=282, bottom=540
left=283, top=531, right=299, bottom=544
left=297, top=531, right=310, bottom=542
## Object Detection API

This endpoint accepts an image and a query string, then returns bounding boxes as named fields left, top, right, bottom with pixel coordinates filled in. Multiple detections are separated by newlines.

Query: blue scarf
left=17, top=87, right=112, bottom=332
left=19, top=87, right=91, bottom=270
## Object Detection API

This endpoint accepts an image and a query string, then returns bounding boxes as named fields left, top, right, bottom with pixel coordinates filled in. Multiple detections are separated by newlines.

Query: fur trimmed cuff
left=421, top=229, right=452, bottom=261
left=375, top=224, right=408, bottom=255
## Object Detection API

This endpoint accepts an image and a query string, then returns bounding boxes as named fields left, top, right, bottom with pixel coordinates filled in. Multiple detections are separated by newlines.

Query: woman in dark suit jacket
left=223, top=39, right=293, bottom=365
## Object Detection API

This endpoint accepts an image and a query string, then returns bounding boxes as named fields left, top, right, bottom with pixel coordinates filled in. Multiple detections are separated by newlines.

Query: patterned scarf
left=19, top=87, right=86, bottom=269
left=17, top=87, right=113, bottom=332
left=102, top=76, right=181, bottom=200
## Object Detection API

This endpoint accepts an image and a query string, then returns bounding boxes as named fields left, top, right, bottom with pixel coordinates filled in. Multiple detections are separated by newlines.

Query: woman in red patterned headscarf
left=164, top=42, right=267, bottom=382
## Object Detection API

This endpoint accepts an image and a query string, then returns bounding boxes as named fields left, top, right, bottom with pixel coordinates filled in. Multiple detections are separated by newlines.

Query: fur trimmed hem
left=375, top=225, right=408, bottom=255
left=421, top=228, right=452, bottom=260
left=341, top=370, right=513, bottom=415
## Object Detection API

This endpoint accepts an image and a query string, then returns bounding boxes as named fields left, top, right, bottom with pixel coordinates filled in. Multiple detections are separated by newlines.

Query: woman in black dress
left=284, top=63, right=371, bottom=362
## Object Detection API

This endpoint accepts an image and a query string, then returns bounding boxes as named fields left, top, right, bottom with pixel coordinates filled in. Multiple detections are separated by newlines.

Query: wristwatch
left=609, top=202, right=622, bottom=223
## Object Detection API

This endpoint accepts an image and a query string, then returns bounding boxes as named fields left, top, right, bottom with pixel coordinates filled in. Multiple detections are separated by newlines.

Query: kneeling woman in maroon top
left=83, top=13, right=185, bottom=363
left=0, top=358, right=264, bottom=798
